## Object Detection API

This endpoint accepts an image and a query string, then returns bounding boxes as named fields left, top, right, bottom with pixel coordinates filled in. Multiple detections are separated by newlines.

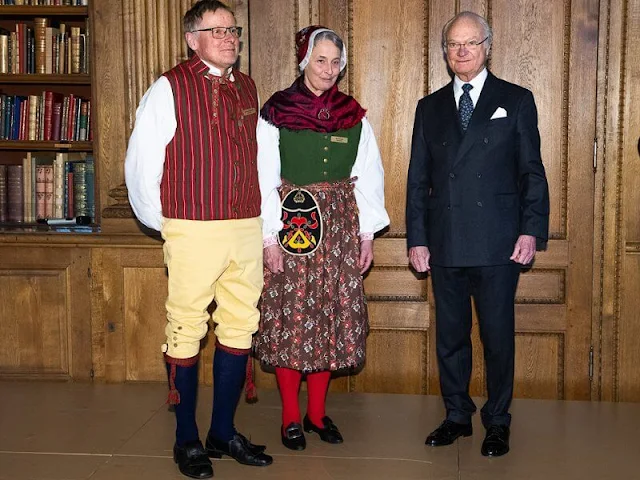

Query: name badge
left=243, top=108, right=257, bottom=115
left=330, top=136, right=348, bottom=144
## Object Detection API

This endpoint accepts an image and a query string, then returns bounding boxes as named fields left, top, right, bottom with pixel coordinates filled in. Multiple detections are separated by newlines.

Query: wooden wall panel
left=249, top=0, right=297, bottom=108
left=514, top=333, right=563, bottom=399
left=351, top=330, right=427, bottom=394
left=615, top=0, right=640, bottom=402
left=351, top=0, right=425, bottom=235
left=92, top=0, right=128, bottom=222
left=0, top=271, right=67, bottom=375
left=0, top=248, right=91, bottom=379
left=124, top=268, right=167, bottom=381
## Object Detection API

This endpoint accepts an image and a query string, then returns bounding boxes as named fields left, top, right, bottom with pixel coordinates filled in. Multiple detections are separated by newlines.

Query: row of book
left=0, top=20, right=90, bottom=75
left=0, top=152, right=94, bottom=223
left=0, top=91, right=91, bottom=142
left=0, top=1, right=88, bottom=5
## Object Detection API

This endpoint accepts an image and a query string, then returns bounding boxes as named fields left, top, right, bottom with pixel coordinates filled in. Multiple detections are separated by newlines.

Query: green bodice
left=279, top=122, right=362, bottom=185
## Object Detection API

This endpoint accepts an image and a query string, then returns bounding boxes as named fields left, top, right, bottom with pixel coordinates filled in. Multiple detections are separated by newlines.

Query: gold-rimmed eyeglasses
left=445, top=36, right=489, bottom=51
left=191, top=26, right=243, bottom=39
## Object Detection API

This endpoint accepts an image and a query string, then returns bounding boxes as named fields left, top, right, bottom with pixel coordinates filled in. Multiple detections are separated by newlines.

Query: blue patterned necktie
left=459, top=83, right=474, bottom=131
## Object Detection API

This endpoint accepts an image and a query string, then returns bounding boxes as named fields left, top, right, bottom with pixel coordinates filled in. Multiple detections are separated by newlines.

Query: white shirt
left=124, top=62, right=238, bottom=232
left=257, top=117, right=390, bottom=241
left=453, top=67, right=488, bottom=108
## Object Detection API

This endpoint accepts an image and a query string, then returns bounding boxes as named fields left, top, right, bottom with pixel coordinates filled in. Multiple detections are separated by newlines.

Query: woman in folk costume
left=253, top=25, right=390, bottom=451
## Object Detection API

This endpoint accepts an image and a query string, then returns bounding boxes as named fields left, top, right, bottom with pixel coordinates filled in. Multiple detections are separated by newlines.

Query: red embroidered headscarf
left=260, top=26, right=366, bottom=133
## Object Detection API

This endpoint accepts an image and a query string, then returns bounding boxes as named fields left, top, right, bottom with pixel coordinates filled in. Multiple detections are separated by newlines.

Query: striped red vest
left=161, top=55, right=260, bottom=220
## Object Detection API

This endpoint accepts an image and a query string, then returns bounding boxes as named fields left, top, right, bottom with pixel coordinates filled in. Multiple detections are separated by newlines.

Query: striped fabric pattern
left=162, top=55, right=260, bottom=221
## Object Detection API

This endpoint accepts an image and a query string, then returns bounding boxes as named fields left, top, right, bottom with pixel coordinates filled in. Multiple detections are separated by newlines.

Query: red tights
left=275, top=367, right=331, bottom=429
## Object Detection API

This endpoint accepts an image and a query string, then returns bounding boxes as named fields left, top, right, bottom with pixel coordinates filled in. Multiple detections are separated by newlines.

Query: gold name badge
left=330, top=136, right=348, bottom=144
left=243, top=108, right=257, bottom=115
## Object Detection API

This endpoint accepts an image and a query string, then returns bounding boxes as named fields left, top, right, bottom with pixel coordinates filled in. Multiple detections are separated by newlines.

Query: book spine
left=70, top=26, right=81, bottom=74
left=0, top=164, right=7, bottom=222
left=7, top=164, right=24, bottom=223
left=36, top=164, right=46, bottom=220
left=44, top=164, right=53, bottom=219
left=34, top=17, right=48, bottom=74
left=0, top=34, right=8, bottom=74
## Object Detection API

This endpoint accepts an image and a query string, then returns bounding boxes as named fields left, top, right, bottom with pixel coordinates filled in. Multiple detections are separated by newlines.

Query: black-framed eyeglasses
left=445, top=36, right=489, bottom=51
left=191, top=26, right=242, bottom=39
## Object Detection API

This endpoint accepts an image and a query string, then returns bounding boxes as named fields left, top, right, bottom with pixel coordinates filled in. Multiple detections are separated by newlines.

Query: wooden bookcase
left=0, top=3, right=95, bottom=232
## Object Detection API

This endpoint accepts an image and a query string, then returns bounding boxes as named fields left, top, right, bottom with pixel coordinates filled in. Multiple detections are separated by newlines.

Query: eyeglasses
left=445, top=36, right=489, bottom=51
left=191, top=26, right=243, bottom=39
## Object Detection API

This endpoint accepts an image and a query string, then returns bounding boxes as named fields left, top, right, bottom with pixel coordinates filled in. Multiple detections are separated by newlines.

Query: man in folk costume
left=125, top=1, right=272, bottom=477
left=254, top=25, right=389, bottom=450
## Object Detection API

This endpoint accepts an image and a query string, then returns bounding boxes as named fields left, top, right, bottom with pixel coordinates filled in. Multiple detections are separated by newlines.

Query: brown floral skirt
left=253, top=179, right=369, bottom=372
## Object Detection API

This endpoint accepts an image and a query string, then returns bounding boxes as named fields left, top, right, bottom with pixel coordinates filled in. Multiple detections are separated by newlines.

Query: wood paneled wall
left=2, top=0, right=637, bottom=401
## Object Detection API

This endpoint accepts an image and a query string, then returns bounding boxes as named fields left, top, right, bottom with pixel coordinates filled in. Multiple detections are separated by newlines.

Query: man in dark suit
left=406, top=11, right=549, bottom=457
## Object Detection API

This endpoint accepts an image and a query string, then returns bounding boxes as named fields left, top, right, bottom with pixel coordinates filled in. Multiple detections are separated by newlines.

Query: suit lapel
left=440, top=82, right=463, bottom=145
left=453, top=72, right=502, bottom=168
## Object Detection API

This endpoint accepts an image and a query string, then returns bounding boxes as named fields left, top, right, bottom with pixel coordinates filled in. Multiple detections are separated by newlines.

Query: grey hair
left=298, top=29, right=347, bottom=74
left=314, top=30, right=344, bottom=54
left=441, top=11, right=493, bottom=54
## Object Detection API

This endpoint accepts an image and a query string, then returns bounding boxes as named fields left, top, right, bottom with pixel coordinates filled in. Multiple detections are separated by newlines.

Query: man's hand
left=510, top=234, right=537, bottom=265
left=359, top=239, right=374, bottom=274
left=409, top=246, right=431, bottom=272
left=264, top=245, right=284, bottom=273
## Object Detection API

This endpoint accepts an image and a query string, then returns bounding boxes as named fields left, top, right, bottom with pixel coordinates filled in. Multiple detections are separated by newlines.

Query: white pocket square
left=490, top=107, right=507, bottom=119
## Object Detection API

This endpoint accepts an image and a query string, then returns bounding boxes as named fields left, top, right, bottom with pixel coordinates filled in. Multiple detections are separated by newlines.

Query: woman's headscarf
left=260, top=25, right=365, bottom=133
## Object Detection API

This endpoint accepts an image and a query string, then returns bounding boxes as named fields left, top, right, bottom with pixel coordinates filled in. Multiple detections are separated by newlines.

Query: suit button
left=323, top=171, right=328, bottom=176
left=447, top=205, right=451, bottom=210
left=323, top=158, right=328, bottom=163
left=324, top=146, right=329, bottom=151
left=449, top=172, right=455, bottom=179
left=483, top=137, right=489, bottom=144
left=477, top=173, right=482, bottom=178
left=442, top=141, right=448, bottom=146
left=477, top=201, right=483, bottom=207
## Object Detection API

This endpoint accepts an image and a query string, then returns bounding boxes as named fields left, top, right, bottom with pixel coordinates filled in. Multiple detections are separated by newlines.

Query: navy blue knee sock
left=208, top=345, right=249, bottom=442
left=165, top=358, right=200, bottom=447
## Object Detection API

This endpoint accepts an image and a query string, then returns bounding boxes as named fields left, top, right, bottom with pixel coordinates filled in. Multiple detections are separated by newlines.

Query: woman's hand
left=358, top=239, right=374, bottom=274
left=264, top=244, right=284, bottom=273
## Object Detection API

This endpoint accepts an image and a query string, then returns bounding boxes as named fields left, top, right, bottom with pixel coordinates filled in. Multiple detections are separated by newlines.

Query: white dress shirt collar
left=201, top=59, right=235, bottom=81
left=453, top=67, right=488, bottom=108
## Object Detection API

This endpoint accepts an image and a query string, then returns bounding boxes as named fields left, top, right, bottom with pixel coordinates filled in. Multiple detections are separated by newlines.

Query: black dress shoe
left=173, top=440, right=213, bottom=479
left=481, top=425, right=510, bottom=457
left=282, top=422, right=306, bottom=451
left=205, top=433, right=273, bottom=466
left=425, top=420, right=473, bottom=446
left=303, top=415, right=343, bottom=444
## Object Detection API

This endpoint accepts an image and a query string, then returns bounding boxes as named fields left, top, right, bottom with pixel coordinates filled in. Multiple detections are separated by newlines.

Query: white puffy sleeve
left=257, top=117, right=283, bottom=243
left=124, top=76, right=176, bottom=232
left=350, top=117, right=390, bottom=236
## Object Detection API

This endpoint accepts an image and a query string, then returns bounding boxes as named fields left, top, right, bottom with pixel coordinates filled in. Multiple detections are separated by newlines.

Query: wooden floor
left=1, top=381, right=639, bottom=479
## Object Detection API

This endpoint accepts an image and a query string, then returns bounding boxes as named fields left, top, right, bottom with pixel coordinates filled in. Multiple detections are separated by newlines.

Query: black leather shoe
left=173, top=440, right=213, bottom=479
left=481, top=425, right=510, bottom=457
left=282, top=422, right=306, bottom=451
left=205, top=433, right=272, bottom=466
left=425, top=420, right=473, bottom=446
left=303, top=415, right=343, bottom=444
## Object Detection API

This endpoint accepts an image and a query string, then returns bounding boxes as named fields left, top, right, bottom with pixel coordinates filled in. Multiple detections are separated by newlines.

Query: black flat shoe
left=282, top=422, right=306, bottom=451
left=425, top=419, right=473, bottom=446
left=303, top=415, right=343, bottom=444
left=173, top=440, right=213, bottom=479
left=205, top=432, right=273, bottom=466
left=481, top=425, right=510, bottom=457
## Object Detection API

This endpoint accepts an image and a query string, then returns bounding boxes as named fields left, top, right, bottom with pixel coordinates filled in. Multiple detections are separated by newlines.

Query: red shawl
left=260, top=76, right=366, bottom=133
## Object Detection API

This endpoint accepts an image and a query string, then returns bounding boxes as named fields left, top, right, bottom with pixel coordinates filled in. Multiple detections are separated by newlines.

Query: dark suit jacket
left=406, top=71, right=550, bottom=267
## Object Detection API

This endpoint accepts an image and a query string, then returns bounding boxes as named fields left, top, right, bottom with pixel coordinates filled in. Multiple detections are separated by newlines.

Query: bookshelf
left=0, top=2, right=94, bottom=231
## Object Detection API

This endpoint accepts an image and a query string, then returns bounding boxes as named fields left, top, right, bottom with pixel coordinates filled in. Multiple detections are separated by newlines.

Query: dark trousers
left=430, top=263, right=520, bottom=428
